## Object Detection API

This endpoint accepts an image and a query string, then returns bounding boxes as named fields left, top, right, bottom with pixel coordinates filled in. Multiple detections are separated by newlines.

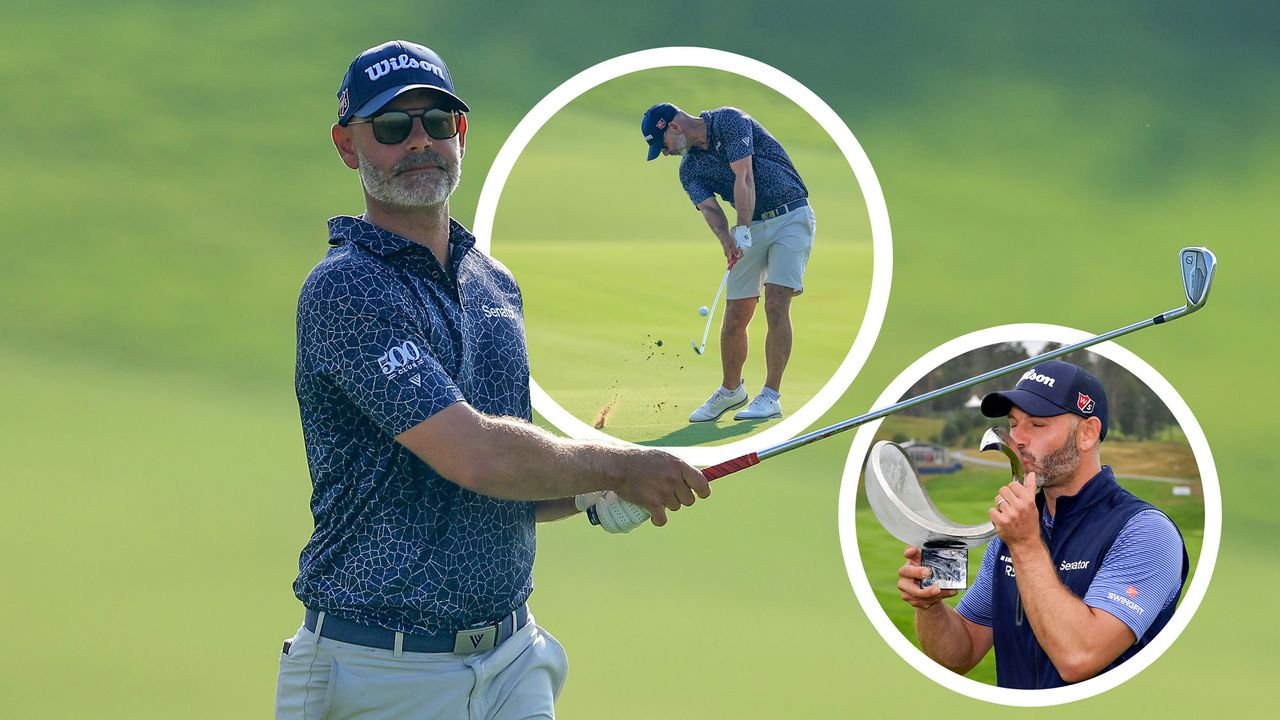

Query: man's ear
left=1077, top=416, right=1102, bottom=453
left=332, top=124, right=360, bottom=170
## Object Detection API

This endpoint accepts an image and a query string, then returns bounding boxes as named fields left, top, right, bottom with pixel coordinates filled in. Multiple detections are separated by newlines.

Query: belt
left=754, top=198, right=808, bottom=222
left=304, top=604, right=529, bottom=655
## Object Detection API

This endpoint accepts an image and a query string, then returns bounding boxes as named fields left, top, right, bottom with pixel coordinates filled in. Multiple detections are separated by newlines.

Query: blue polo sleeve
left=955, top=540, right=999, bottom=627
left=716, top=109, right=754, bottom=163
left=300, top=264, right=465, bottom=435
left=1083, top=509, right=1184, bottom=639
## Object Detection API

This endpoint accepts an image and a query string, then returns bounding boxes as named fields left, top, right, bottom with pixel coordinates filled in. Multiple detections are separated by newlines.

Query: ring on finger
left=995, top=497, right=1007, bottom=508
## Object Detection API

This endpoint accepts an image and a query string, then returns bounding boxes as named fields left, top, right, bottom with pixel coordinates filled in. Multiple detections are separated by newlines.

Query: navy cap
left=336, top=41, right=470, bottom=125
left=641, top=103, right=678, bottom=160
left=981, top=360, right=1110, bottom=441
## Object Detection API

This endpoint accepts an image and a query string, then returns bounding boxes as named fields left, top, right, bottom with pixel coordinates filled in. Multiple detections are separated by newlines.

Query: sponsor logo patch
left=337, top=88, right=349, bottom=117
left=1107, top=591, right=1145, bottom=614
left=378, top=340, right=425, bottom=378
left=656, top=118, right=667, bottom=130
left=1126, top=585, right=1139, bottom=598
left=364, top=53, right=444, bottom=82
left=482, top=305, right=518, bottom=320
left=1020, top=369, right=1057, bottom=388
left=1077, top=393, right=1095, bottom=413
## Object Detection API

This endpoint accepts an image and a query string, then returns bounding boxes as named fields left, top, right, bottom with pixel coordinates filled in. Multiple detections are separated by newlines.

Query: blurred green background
left=2, top=1, right=1276, bottom=717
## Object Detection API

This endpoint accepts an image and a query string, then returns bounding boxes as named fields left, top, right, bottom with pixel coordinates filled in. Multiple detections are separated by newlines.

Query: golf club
left=691, top=255, right=738, bottom=356
left=696, top=246, right=1217, bottom=480
left=588, top=247, right=1217, bottom=528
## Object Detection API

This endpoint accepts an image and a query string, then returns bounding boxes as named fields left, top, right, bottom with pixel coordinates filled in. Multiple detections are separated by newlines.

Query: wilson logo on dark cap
left=980, top=360, right=1110, bottom=441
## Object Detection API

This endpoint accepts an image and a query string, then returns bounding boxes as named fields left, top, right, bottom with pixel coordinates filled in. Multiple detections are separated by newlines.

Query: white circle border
left=837, top=323, right=1221, bottom=706
left=474, top=46, right=893, bottom=465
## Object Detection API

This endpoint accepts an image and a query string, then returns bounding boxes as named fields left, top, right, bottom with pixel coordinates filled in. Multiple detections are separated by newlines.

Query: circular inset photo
left=838, top=326, right=1218, bottom=706
left=475, top=48, right=890, bottom=464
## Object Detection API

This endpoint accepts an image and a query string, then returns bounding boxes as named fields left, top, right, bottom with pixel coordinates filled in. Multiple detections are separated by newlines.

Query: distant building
left=902, top=440, right=963, bottom=475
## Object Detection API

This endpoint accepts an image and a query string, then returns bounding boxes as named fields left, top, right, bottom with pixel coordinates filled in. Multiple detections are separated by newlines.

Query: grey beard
left=1029, top=432, right=1081, bottom=489
left=357, top=147, right=460, bottom=208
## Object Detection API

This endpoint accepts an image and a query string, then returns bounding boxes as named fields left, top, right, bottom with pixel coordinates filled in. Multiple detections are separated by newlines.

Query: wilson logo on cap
left=1020, top=369, right=1057, bottom=388
left=364, top=53, right=444, bottom=82
left=1077, top=393, right=1095, bottom=413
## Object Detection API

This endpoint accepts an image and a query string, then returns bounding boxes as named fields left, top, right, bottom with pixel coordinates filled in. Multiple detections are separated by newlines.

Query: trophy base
left=920, top=540, right=968, bottom=590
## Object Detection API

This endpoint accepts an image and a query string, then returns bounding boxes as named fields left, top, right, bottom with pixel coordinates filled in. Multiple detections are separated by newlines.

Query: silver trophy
left=865, top=427, right=1024, bottom=589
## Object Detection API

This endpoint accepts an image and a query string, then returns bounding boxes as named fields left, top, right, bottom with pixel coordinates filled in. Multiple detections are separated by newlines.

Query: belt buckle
left=453, top=624, right=498, bottom=654
left=761, top=209, right=777, bottom=220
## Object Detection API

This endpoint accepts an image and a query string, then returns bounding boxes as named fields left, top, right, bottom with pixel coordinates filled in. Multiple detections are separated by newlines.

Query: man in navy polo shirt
left=896, top=361, right=1188, bottom=689
left=642, top=103, right=816, bottom=423
left=276, top=41, right=711, bottom=720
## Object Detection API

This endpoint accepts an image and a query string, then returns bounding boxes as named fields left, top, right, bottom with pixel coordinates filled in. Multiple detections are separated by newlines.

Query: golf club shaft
left=699, top=271, right=730, bottom=349
left=700, top=302, right=1200, bottom=481
left=696, top=256, right=738, bottom=352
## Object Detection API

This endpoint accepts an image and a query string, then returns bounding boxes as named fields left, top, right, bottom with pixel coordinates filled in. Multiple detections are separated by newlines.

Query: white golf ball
left=698, top=306, right=709, bottom=316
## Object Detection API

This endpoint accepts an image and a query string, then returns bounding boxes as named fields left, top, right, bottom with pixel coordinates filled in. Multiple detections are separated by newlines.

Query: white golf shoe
left=688, top=383, right=749, bottom=422
left=734, top=393, right=782, bottom=420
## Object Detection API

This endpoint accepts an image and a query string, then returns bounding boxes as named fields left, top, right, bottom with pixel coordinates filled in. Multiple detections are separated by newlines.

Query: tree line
left=899, top=343, right=1178, bottom=444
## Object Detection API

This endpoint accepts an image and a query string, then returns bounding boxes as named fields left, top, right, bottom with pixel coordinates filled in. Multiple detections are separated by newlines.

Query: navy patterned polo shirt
left=678, top=107, right=808, bottom=217
left=292, top=215, right=535, bottom=635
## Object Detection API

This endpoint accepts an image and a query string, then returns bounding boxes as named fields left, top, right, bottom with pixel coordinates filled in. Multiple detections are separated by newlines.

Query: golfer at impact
left=642, top=103, right=816, bottom=423
left=277, top=41, right=711, bottom=719
left=897, top=360, right=1188, bottom=689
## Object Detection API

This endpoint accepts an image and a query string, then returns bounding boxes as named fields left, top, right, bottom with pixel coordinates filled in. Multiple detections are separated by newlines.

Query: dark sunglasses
left=348, top=108, right=462, bottom=144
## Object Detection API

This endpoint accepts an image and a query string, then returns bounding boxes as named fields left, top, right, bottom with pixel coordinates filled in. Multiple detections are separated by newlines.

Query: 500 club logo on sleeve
left=378, top=340, right=426, bottom=378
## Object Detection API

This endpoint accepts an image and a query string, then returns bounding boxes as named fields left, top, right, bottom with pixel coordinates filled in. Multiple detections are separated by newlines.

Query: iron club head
left=691, top=339, right=703, bottom=355
left=1180, top=247, right=1217, bottom=311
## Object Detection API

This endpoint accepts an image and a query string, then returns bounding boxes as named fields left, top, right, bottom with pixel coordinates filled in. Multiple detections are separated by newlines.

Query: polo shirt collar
left=327, top=215, right=477, bottom=257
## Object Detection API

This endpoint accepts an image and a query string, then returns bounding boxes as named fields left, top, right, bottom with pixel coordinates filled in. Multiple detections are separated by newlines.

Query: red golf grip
left=701, top=452, right=759, bottom=481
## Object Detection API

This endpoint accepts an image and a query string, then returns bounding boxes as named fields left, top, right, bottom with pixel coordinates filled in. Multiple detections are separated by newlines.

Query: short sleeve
left=955, top=540, right=999, bottom=627
left=300, top=267, right=465, bottom=435
left=717, top=109, right=754, bottom=163
left=1083, top=509, right=1184, bottom=639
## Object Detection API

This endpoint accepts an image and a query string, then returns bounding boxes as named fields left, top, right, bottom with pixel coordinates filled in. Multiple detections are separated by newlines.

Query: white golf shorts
left=275, top=618, right=568, bottom=720
left=727, top=205, right=816, bottom=300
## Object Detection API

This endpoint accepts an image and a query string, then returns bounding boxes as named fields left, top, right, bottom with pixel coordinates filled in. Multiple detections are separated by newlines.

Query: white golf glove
left=732, top=225, right=752, bottom=250
left=577, top=491, right=650, bottom=534
left=574, top=491, right=606, bottom=513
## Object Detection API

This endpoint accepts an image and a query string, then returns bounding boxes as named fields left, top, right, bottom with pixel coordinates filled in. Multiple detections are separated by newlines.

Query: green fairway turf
left=2, top=2, right=1278, bottom=718
left=493, top=69, right=874, bottom=444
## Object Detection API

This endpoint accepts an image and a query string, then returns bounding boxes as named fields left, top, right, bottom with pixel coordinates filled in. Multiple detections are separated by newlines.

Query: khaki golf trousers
left=275, top=618, right=568, bottom=719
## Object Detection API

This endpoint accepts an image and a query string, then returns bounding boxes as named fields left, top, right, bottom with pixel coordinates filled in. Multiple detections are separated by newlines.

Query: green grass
left=494, top=69, right=873, bottom=444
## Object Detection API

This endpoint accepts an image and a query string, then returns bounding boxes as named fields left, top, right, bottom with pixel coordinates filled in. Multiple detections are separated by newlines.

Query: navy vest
left=990, top=467, right=1188, bottom=689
